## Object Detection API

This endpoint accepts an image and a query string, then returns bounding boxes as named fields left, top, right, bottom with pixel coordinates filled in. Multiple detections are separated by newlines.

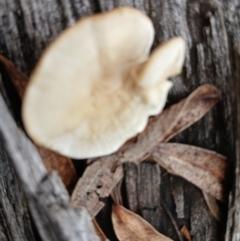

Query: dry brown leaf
left=180, top=226, right=192, bottom=241
left=0, top=55, right=78, bottom=193
left=160, top=84, right=221, bottom=142
left=0, top=55, right=28, bottom=98
left=112, top=205, right=173, bottom=241
left=151, top=143, right=227, bottom=201
left=112, top=211, right=143, bottom=241
left=70, top=159, right=123, bottom=217
left=203, top=191, right=222, bottom=221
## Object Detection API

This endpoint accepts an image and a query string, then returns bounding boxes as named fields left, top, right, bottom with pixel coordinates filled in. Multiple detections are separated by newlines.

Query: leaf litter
left=0, top=55, right=228, bottom=240
left=112, top=205, right=173, bottom=241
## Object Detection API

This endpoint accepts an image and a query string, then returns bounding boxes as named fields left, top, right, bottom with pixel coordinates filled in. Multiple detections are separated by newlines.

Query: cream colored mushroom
left=22, top=7, right=185, bottom=159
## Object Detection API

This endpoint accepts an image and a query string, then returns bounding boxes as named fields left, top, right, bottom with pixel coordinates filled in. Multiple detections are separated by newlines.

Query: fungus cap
left=22, top=7, right=185, bottom=159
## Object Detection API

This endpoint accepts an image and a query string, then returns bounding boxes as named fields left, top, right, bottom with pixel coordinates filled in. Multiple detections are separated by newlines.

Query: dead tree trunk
left=0, top=0, right=239, bottom=240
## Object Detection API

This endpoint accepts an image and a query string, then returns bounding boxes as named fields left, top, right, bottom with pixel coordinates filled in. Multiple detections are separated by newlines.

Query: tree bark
left=0, top=0, right=239, bottom=241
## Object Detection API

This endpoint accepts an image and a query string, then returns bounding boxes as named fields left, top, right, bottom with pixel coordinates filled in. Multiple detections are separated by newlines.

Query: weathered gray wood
left=0, top=92, right=100, bottom=241
left=0, top=138, right=36, bottom=241
left=0, top=0, right=239, bottom=240
left=225, top=45, right=240, bottom=241
left=126, top=1, right=238, bottom=240
left=0, top=74, right=36, bottom=241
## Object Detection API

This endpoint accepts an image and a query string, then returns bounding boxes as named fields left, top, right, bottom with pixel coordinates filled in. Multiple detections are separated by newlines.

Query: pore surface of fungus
left=22, top=7, right=185, bottom=159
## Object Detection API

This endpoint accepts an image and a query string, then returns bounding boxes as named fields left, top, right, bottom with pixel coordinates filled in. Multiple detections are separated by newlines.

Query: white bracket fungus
left=22, top=7, right=186, bottom=159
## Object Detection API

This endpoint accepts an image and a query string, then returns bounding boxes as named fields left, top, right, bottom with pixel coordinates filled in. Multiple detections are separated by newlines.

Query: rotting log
left=0, top=1, right=239, bottom=241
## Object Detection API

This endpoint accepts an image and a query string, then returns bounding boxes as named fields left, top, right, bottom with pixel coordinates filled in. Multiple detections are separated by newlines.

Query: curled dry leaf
left=70, top=159, right=123, bottom=217
left=0, top=55, right=78, bottom=193
left=112, top=205, right=173, bottom=241
left=159, top=84, right=221, bottom=142
left=78, top=84, right=221, bottom=216
left=203, top=191, right=222, bottom=221
left=151, top=143, right=227, bottom=201
left=119, top=84, right=222, bottom=163
left=180, top=226, right=192, bottom=241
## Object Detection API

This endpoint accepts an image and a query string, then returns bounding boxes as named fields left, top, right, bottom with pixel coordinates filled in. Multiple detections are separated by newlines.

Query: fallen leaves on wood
left=71, top=84, right=223, bottom=217
left=152, top=143, right=227, bottom=201
left=70, top=159, right=123, bottom=217
left=160, top=84, right=221, bottom=142
left=180, top=226, right=192, bottom=241
left=0, top=55, right=227, bottom=235
left=203, top=191, right=222, bottom=221
left=115, top=84, right=221, bottom=164
left=112, top=205, right=173, bottom=241
left=0, top=55, right=78, bottom=193
left=86, top=84, right=221, bottom=165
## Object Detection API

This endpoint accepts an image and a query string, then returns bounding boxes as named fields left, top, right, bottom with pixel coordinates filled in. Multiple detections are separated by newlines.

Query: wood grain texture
left=0, top=75, right=37, bottom=241
left=225, top=45, right=240, bottom=240
left=0, top=0, right=239, bottom=240
left=0, top=92, right=100, bottom=241
left=0, top=138, right=36, bottom=241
